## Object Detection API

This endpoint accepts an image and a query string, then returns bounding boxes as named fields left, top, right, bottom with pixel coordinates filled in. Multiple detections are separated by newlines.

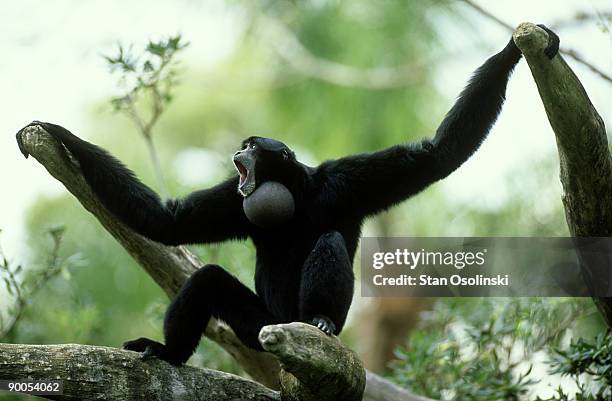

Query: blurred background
left=1, top=1, right=611, bottom=400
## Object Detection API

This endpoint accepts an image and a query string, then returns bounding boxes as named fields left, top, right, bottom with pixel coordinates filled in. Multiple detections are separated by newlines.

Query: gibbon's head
left=232, top=136, right=300, bottom=227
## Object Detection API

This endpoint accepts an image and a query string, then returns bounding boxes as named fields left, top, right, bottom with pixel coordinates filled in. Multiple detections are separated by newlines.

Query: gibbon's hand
left=536, top=24, right=560, bottom=59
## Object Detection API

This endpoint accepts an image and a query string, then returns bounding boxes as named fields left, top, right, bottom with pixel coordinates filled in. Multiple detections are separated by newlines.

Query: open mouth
left=233, top=152, right=256, bottom=197
left=235, top=160, right=249, bottom=187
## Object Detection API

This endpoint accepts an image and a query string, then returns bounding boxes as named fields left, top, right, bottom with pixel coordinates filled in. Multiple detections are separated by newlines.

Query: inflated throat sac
left=243, top=181, right=295, bottom=228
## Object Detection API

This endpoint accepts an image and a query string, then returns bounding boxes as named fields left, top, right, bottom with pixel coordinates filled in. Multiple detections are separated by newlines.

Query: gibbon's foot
left=122, top=337, right=182, bottom=366
left=311, top=315, right=336, bottom=336
left=122, top=337, right=160, bottom=352
left=536, top=24, right=560, bottom=59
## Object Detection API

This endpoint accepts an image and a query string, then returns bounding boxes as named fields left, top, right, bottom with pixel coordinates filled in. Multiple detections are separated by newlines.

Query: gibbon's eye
left=282, top=149, right=290, bottom=160
left=242, top=142, right=255, bottom=151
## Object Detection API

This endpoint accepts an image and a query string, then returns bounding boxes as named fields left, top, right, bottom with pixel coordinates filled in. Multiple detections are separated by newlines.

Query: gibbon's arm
left=17, top=122, right=249, bottom=245
left=317, top=31, right=557, bottom=218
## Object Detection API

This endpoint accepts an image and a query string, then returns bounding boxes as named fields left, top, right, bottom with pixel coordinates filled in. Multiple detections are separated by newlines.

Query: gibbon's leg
left=299, top=231, right=354, bottom=335
left=123, top=264, right=278, bottom=365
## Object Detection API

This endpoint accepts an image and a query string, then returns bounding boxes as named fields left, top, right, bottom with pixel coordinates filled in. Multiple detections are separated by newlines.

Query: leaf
left=146, top=41, right=165, bottom=57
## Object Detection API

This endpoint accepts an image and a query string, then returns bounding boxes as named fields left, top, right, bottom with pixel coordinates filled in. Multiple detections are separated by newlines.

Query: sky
left=0, top=0, right=610, bottom=258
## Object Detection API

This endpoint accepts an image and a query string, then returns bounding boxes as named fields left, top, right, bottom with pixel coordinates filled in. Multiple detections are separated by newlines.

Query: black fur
left=17, top=31, right=559, bottom=365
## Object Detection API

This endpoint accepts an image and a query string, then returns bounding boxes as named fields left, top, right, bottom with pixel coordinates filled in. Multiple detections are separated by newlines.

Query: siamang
left=16, top=26, right=559, bottom=366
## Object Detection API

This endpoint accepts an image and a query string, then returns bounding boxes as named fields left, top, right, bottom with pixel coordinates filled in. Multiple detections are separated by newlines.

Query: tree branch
left=364, top=372, right=437, bottom=401
left=462, top=0, right=612, bottom=84
left=513, top=23, right=612, bottom=325
left=258, top=16, right=427, bottom=89
left=260, top=323, right=365, bottom=401
left=0, top=323, right=371, bottom=401
left=12, top=126, right=435, bottom=401
left=0, top=342, right=278, bottom=401
left=550, top=11, right=612, bottom=31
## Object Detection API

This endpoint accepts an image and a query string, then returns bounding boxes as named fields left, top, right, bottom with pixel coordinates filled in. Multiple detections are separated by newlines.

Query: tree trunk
left=513, top=23, right=612, bottom=325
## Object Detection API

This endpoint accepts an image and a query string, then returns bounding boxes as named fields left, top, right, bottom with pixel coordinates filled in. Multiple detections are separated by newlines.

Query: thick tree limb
left=260, top=323, right=365, bottom=401
left=0, top=342, right=278, bottom=401
left=513, top=23, right=612, bottom=325
left=11, top=126, right=433, bottom=400
left=0, top=323, right=371, bottom=401
left=364, top=372, right=436, bottom=401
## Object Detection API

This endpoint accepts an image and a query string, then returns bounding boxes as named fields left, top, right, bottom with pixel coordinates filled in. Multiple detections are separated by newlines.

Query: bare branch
left=462, top=0, right=612, bottom=84
left=364, top=372, right=437, bottom=401
left=550, top=11, right=612, bottom=31
left=258, top=16, right=427, bottom=89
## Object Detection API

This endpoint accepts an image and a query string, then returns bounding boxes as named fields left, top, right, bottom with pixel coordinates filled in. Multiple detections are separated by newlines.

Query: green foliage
left=257, top=0, right=440, bottom=155
left=0, top=226, right=83, bottom=341
left=104, top=34, right=190, bottom=197
left=105, top=35, right=189, bottom=119
left=537, top=332, right=612, bottom=401
left=388, top=298, right=599, bottom=401
left=16, top=197, right=163, bottom=344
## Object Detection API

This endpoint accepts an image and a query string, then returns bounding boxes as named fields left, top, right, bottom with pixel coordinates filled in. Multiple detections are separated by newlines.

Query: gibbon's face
left=232, top=136, right=298, bottom=197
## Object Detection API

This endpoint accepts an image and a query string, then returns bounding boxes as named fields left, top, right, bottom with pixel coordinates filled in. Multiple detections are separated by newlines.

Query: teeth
left=234, top=161, right=248, bottom=186
left=233, top=153, right=255, bottom=197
